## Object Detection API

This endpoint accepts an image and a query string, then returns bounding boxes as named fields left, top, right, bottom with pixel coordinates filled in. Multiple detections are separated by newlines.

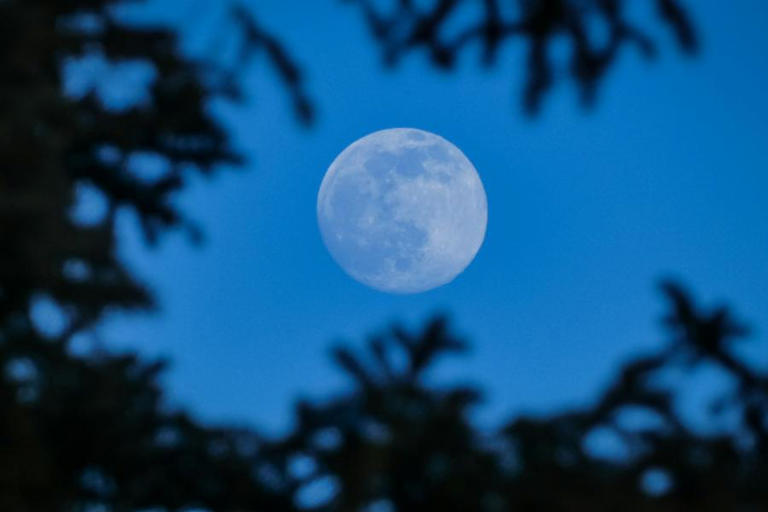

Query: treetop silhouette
left=345, top=0, right=697, bottom=113
left=3, top=282, right=767, bottom=510
left=6, top=1, right=766, bottom=511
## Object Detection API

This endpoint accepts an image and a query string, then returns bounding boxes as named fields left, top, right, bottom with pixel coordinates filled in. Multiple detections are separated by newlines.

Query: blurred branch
left=231, top=3, right=315, bottom=124
left=345, top=0, right=699, bottom=114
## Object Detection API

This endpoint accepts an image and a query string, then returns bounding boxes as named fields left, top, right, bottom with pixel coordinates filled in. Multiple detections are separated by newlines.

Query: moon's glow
left=317, top=128, right=487, bottom=293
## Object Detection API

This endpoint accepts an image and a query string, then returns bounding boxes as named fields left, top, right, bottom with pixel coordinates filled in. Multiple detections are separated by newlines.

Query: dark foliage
left=3, top=282, right=767, bottom=510
left=0, top=0, right=311, bottom=346
left=277, top=284, right=768, bottom=511
left=345, top=0, right=698, bottom=113
left=1, top=336, right=297, bottom=511
left=0, top=1, right=309, bottom=508
left=7, top=1, right=765, bottom=511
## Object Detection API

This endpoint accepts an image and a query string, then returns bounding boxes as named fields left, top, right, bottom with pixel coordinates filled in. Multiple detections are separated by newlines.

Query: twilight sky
left=95, top=0, right=768, bottom=433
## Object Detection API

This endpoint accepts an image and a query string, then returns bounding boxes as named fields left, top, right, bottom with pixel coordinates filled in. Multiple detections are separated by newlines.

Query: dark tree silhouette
left=8, top=1, right=766, bottom=511
left=345, top=0, right=698, bottom=113
left=0, top=0, right=309, bottom=509
left=1, top=337, right=300, bottom=511
left=0, top=0, right=311, bottom=350
left=274, top=284, right=768, bottom=511
left=4, top=280, right=766, bottom=510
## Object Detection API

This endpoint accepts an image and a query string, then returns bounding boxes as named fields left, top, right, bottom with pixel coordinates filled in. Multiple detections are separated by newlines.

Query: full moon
left=317, top=128, right=487, bottom=294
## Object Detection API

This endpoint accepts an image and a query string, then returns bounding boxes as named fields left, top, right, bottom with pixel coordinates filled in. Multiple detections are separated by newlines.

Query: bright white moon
left=317, top=128, right=487, bottom=293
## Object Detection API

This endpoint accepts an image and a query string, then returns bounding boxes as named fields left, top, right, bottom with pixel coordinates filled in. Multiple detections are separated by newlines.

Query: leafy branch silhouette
left=274, top=282, right=767, bottom=511
left=0, top=0, right=312, bottom=346
left=6, top=282, right=764, bottom=509
left=6, top=2, right=764, bottom=511
left=345, top=0, right=698, bottom=113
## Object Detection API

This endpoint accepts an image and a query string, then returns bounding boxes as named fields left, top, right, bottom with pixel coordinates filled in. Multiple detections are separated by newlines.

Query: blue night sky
left=96, top=1, right=768, bottom=434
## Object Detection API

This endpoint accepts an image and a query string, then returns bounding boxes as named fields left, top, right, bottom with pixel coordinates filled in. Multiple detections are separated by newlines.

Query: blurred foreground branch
left=346, top=0, right=698, bottom=113
left=3, top=282, right=767, bottom=510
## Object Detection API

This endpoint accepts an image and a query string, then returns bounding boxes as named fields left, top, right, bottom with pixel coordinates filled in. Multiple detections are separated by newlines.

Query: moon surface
left=317, top=128, right=487, bottom=294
